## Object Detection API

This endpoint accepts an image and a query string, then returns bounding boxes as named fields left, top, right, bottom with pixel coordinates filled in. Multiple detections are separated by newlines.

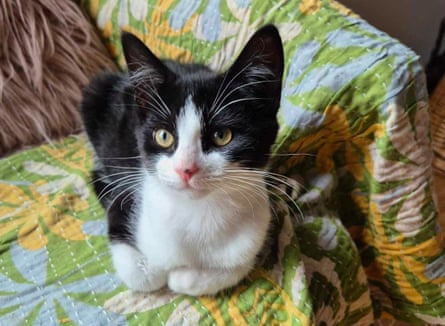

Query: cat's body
left=81, top=25, right=284, bottom=296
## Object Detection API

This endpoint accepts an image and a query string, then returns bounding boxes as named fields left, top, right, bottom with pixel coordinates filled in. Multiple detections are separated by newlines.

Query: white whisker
left=96, top=174, right=144, bottom=202
left=222, top=174, right=304, bottom=223
left=224, top=168, right=308, bottom=194
left=210, top=62, right=253, bottom=114
left=89, top=170, right=142, bottom=185
left=105, top=177, right=144, bottom=211
left=120, top=183, right=142, bottom=210
left=101, top=165, right=147, bottom=171
left=210, top=79, right=278, bottom=121
left=222, top=182, right=257, bottom=216
left=212, top=97, right=271, bottom=120
left=97, top=155, right=143, bottom=160
left=135, top=87, right=170, bottom=119
left=108, top=180, right=142, bottom=210
left=269, top=153, right=316, bottom=158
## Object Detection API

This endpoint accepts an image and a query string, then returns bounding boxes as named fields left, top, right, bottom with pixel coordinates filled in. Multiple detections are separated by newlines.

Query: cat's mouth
left=179, top=177, right=210, bottom=193
left=157, top=171, right=196, bottom=187
left=158, top=172, right=218, bottom=198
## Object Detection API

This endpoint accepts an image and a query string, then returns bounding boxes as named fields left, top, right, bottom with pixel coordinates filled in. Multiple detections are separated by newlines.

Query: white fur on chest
left=135, top=173, right=271, bottom=270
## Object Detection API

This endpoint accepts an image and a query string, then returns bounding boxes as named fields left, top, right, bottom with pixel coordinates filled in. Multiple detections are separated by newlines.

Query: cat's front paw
left=168, top=267, right=216, bottom=296
left=168, top=266, right=248, bottom=296
left=111, top=242, right=167, bottom=292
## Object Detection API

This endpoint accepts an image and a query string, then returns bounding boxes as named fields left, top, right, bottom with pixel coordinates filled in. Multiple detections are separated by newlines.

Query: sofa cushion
left=0, top=0, right=117, bottom=156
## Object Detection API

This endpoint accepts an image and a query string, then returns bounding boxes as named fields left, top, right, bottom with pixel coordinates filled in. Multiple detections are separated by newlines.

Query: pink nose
left=175, top=165, right=200, bottom=183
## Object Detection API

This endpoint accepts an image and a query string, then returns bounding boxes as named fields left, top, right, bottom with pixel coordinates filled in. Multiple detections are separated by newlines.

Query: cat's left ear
left=226, top=25, right=284, bottom=103
left=121, top=32, right=173, bottom=85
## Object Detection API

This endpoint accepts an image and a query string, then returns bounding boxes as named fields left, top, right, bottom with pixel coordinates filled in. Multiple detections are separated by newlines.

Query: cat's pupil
left=215, top=130, right=224, bottom=139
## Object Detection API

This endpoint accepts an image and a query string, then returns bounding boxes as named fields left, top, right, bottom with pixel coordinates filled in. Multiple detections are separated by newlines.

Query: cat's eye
left=212, top=128, right=232, bottom=147
left=154, top=129, right=175, bottom=148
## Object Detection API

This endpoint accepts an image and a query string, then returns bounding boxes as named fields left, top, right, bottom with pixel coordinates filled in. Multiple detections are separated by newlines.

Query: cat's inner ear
left=121, top=32, right=172, bottom=86
left=225, top=25, right=284, bottom=92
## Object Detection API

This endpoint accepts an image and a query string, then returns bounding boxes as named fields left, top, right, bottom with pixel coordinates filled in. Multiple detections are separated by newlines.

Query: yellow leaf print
left=299, top=0, right=321, bottom=15
left=227, top=269, right=311, bottom=325
left=288, top=105, right=383, bottom=181
left=196, top=269, right=312, bottom=325
left=0, top=181, right=88, bottom=251
left=122, top=17, right=194, bottom=62
left=366, top=198, right=445, bottom=304
left=199, top=296, right=230, bottom=325
left=394, top=259, right=423, bottom=305
left=41, top=136, right=92, bottom=177
left=329, top=0, right=359, bottom=17
left=92, top=0, right=194, bottom=66
left=108, top=0, right=195, bottom=67
left=97, top=0, right=148, bottom=28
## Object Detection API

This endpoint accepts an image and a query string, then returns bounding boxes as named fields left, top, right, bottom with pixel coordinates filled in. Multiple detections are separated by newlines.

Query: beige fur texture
left=0, top=0, right=117, bottom=156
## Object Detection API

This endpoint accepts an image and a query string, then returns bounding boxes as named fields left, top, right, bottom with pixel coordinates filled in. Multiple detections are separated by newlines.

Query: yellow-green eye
left=212, top=128, right=232, bottom=147
left=154, top=129, right=175, bottom=148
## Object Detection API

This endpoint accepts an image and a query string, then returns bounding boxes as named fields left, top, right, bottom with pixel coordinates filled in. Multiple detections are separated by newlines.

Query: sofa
left=0, top=0, right=444, bottom=324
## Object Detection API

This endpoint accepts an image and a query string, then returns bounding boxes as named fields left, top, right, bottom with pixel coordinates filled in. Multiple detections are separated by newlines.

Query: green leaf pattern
left=0, top=0, right=444, bottom=324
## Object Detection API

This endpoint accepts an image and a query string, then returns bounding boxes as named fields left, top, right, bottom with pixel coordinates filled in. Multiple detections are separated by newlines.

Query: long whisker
left=222, top=177, right=282, bottom=221
left=96, top=155, right=143, bottom=160
left=96, top=175, right=142, bottom=203
left=89, top=170, right=141, bottom=185
left=135, top=86, right=170, bottom=119
left=221, top=181, right=257, bottom=216
left=105, top=177, right=144, bottom=212
left=225, top=180, right=273, bottom=213
left=112, top=101, right=166, bottom=117
left=212, top=182, right=251, bottom=212
left=210, top=62, right=253, bottom=114
left=119, top=183, right=143, bottom=210
left=136, top=77, right=171, bottom=115
left=211, top=97, right=271, bottom=120
left=100, top=165, right=146, bottom=171
left=263, top=180, right=304, bottom=223
left=269, top=153, right=316, bottom=158
left=104, top=176, right=144, bottom=210
left=96, top=174, right=144, bottom=202
left=222, top=175, right=304, bottom=222
left=126, top=72, right=171, bottom=119
left=221, top=177, right=283, bottom=223
left=224, top=168, right=309, bottom=194
left=211, top=79, right=278, bottom=119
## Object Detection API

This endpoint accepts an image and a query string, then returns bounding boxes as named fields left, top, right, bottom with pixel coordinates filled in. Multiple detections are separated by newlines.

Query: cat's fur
left=80, top=25, right=284, bottom=296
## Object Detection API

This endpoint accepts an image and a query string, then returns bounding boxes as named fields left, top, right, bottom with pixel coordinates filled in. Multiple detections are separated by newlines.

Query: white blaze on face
left=155, top=96, right=203, bottom=189
left=173, top=96, right=202, bottom=184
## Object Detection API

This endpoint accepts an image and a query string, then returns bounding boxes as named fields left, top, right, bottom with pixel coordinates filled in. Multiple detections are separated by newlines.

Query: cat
left=80, top=25, right=284, bottom=296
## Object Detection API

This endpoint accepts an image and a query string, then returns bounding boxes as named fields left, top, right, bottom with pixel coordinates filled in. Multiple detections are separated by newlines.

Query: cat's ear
left=226, top=25, right=284, bottom=100
left=121, top=32, right=173, bottom=85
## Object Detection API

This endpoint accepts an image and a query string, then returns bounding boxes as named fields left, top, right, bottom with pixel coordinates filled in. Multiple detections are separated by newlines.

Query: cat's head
left=122, top=25, right=284, bottom=197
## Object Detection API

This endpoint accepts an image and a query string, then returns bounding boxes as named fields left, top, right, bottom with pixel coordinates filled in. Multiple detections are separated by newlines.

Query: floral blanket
left=0, top=135, right=374, bottom=324
left=1, top=0, right=444, bottom=324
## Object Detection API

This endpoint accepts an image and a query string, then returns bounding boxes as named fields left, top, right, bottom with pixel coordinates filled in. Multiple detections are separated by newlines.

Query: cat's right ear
left=121, top=32, right=172, bottom=85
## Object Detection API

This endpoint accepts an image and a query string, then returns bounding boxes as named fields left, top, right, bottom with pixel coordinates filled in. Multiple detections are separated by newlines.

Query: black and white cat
left=81, top=25, right=284, bottom=296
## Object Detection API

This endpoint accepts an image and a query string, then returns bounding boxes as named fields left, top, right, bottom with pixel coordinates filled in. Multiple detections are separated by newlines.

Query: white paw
left=111, top=242, right=167, bottom=292
left=168, top=268, right=212, bottom=296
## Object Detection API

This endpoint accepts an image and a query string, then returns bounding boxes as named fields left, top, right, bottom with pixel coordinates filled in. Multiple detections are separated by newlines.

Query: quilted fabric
left=0, top=136, right=372, bottom=324
left=0, top=0, right=444, bottom=324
